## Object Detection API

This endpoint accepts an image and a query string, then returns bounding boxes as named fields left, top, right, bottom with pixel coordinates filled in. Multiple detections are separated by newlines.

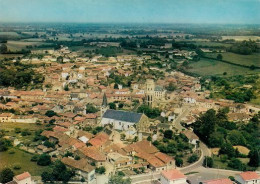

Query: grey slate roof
left=155, top=85, right=164, bottom=91
left=103, top=109, right=142, bottom=123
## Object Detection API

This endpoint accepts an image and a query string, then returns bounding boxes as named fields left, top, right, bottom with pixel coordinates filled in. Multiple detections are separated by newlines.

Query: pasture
left=205, top=52, right=260, bottom=67
left=0, top=148, right=50, bottom=176
left=186, top=58, right=260, bottom=77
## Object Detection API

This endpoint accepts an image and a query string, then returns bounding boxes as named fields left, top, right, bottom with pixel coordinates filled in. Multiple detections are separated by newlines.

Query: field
left=190, top=41, right=232, bottom=47
left=6, top=41, right=44, bottom=51
left=0, top=122, right=46, bottom=143
left=205, top=52, right=260, bottom=67
left=186, top=58, right=260, bottom=77
left=221, top=36, right=260, bottom=41
left=0, top=148, right=50, bottom=176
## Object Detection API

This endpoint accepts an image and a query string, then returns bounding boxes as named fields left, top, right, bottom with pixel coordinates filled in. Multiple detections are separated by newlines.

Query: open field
left=205, top=52, right=260, bottom=67
left=6, top=41, right=44, bottom=51
left=190, top=41, right=232, bottom=47
left=221, top=36, right=260, bottom=41
left=0, top=54, right=23, bottom=59
left=0, top=32, right=20, bottom=37
left=0, top=148, right=50, bottom=176
left=186, top=58, right=260, bottom=77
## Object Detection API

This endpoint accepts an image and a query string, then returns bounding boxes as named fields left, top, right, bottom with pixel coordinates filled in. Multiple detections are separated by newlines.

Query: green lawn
left=205, top=52, right=260, bottom=67
left=0, top=148, right=50, bottom=176
left=186, top=58, right=260, bottom=77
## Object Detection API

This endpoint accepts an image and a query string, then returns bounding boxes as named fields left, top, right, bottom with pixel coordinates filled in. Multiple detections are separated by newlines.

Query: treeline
left=0, top=61, right=44, bottom=89
left=193, top=109, right=260, bottom=169
left=228, top=40, right=259, bottom=55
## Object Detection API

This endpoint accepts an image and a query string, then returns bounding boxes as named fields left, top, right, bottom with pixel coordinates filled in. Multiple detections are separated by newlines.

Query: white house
left=235, top=171, right=260, bottom=184
left=160, top=169, right=187, bottom=184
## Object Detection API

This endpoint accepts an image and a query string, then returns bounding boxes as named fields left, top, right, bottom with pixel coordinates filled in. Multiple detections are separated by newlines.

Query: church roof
left=103, top=109, right=142, bottom=123
left=155, top=85, right=163, bottom=91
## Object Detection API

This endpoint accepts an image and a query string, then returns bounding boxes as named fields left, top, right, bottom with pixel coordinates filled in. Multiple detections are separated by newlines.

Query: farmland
left=0, top=148, right=50, bottom=176
left=186, top=58, right=260, bottom=77
left=205, top=52, right=260, bottom=67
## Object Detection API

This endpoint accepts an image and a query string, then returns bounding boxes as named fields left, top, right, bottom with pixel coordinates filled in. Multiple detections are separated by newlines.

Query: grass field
left=0, top=148, right=50, bottom=176
left=191, top=41, right=232, bottom=47
left=186, top=58, right=260, bottom=77
left=0, top=122, right=46, bottom=143
left=221, top=36, right=260, bottom=41
left=6, top=41, right=43, bottom=51
left=205, top=52, right=260, bottom=67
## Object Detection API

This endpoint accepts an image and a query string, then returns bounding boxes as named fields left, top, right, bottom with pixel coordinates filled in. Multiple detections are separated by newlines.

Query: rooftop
left=102, top=109, right=143, bottom=123
left=239, top=171, right=260, bottom=181
left=161, top=169, right=186, bottom=181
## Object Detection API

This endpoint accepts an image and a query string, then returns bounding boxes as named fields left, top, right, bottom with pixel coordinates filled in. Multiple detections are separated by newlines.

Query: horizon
left=0, top=0, right=259, bottom=24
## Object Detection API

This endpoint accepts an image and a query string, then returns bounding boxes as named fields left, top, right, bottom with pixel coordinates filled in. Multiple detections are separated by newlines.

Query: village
left=0, top=45, right=259, bottom=184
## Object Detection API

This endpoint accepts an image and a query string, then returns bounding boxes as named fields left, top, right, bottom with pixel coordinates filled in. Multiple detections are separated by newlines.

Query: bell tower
left=145, top=79, right=155, bottom=107
left=101, top=93, right=108, bottom=117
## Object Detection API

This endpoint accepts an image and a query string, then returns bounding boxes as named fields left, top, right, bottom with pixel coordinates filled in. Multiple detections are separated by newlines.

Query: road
left=173, top=105, right=211, bottom=173
left=131, top=105, right=212, bottom=184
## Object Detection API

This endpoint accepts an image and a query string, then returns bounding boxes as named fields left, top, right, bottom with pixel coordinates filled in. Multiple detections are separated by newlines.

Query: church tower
left=101, top=93, right=108, bottom=117
left=145, top=79, right=155, bottom=107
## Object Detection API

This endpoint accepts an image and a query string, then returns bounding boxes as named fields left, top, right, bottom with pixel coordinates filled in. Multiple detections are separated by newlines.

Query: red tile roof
left=89, top=132, right=109, bottom=148
left=14, top=172, right=31, bottom=181
left=203, top=178, right=233, bottom=184
left=161, top=169, right=186, bottom=181
left=239, top=171, right=260, bottom=181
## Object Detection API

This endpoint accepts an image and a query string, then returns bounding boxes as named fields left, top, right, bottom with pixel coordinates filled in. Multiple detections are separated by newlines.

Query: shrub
left=188, top=154, right=199, bottom=163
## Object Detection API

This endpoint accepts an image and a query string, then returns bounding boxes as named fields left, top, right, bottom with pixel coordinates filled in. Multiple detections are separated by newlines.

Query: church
left=100, top=94, right=150, bottom=132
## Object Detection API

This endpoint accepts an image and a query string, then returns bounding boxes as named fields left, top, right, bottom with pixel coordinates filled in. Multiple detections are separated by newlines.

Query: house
left=61, top=157, right=95, bottom=183
left=201, top=178, right=233, bottom=184
left=160, top=169, right=187, bottom=184
left=0, top=113, right=13, bottom=122
left=101, top=109, right=149, bottom=132
left=77, top=146, right=106, bottom=167
left=182, top=130, right=199, bottom=148
left=235, top=171, right=260, bottom=184
left=6, top=172, right=34, bottom=184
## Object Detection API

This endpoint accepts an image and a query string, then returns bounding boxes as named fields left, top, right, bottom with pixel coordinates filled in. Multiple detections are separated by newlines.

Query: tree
left=208, top=132, right=225, bottom=148
left=45, top=110, right=57, bottom=117
left=95, top=166, right=106, bottom=174
left=175, top=157, right=183, bottom=167
left=216, top=54, right=223, bottom=60
left=114, top=83, right=119, bottom=89
left=108, top=174, right=131, bottom=184
left=193, top=109, right=217, bottom=143
left=118, top=103, right=124, bottom=109
left=86, top=104, right=99, bottom=113
left=219, top=143, right=235, bottom=158
left=109, top=102, right=116, bottom=110
left=188, top=154, right=199, bottom=163
left=0, top=44, right=8, bottom=54
left=137, top=105, right=161, bottom=119
left=0, top=138, right=11, bottom=152
left=164, top=130, right=173, bottom=139
left=228, top=158, right=246, bottom=170
left=166, top=82, right=176, bottom=91
left=0, top=168, right=14, bottom=183
left=147, top=136, right=152, bottom=142
left=37, top=154, right=51, bottom=166
left=248, top=149, right=259, bottom=167
left=227, top=130, right=246, bottom=146
left=41, top=160, right=75, bottom=183
left=203, top=156, right=214, bottom=168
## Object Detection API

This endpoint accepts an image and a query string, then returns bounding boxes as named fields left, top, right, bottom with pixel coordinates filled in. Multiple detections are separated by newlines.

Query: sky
left=0, top=0, right=259, bottom=24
